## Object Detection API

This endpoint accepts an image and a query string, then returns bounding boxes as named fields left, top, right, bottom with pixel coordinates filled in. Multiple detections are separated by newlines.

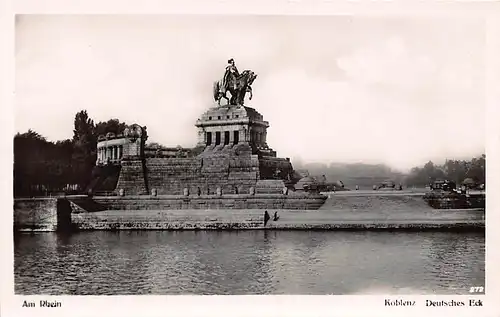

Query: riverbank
left=14, top=192, right=485, bottom=232
left=67, top=208, right=484, bottom=231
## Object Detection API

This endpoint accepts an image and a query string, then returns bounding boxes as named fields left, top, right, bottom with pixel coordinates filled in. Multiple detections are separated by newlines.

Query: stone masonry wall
left=13, top=198, right=73, bottom=231
left=145, top=143, right=261, bottom=195
left=258, top=156, right=294, bottom=181
left=93, top=193, right=327, bottom=210
left=71, top=208, right=484, bottom=231
left=116, top=158, right=148, bottom=195
left=14, top=198, right=58, bottom=231
left=255, top=180, right=286, bottom=194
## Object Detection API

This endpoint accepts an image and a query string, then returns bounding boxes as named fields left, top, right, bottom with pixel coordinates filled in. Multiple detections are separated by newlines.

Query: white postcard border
left=1, top=1, right=499, bottom=317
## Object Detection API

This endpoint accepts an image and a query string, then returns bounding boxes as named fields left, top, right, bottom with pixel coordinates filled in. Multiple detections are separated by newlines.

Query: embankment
left=71, top=208, right=484, bottom=231
left=14, top=191, right=484, bottom=232
left=14, top=198, right=73, bottom=232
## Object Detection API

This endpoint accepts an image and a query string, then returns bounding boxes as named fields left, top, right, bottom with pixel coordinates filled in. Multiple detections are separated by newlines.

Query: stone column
left=197, top=128, right=205, bottom=145
left=229, top=129, right=234, bottom=144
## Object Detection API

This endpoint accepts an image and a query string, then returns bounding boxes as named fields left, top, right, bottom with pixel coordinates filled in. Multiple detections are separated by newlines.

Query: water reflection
left=14, top=231, right=485, bottom=295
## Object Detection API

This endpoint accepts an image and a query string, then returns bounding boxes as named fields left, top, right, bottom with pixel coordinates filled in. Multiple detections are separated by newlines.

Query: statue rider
left=223, top=58, right=240, bottom=90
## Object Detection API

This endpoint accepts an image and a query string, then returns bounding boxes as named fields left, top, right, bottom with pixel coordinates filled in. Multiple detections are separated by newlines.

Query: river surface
left=14, top=231, right=484, bottom=295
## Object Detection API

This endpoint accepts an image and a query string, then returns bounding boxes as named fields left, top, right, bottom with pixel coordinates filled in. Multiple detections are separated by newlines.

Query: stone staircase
left=87, top=164, right=122, bottom=194
left=67, top=197, right=106, bottom=213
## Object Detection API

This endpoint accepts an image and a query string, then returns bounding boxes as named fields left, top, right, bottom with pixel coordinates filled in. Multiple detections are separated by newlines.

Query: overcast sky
left=15, top=15, right=486, bottom=171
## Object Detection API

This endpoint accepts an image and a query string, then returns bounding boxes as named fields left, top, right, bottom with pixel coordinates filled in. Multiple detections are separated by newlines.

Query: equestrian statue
left=213, top=59, right=257, bottom=106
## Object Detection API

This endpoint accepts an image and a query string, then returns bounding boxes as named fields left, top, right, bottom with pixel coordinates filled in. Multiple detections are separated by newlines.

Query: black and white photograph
left=3, top=5, right=498, bottom=315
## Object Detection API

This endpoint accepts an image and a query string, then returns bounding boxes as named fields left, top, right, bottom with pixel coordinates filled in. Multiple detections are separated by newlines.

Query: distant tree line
left=14, top=110, right=127, bottom=197
left=405, top=155, right=485, bottom=187
left=296, top=156, right=485, bottom=189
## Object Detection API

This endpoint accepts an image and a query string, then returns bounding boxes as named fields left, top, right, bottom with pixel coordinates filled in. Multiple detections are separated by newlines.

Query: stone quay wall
left=14, top=198, right=73, bottom=232
left=71, top=209, right=484, bottom=231
left=14, top=195, right=484, bottom=232
left=14, top=198, right=58, bottom=231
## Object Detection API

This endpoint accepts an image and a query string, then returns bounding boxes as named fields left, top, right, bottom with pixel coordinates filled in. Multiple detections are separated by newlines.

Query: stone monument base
left=88, top=192, right=327, bottom=211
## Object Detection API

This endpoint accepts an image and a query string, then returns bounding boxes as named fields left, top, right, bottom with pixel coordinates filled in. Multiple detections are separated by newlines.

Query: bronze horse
left=213, top=70, right=257, bottom=106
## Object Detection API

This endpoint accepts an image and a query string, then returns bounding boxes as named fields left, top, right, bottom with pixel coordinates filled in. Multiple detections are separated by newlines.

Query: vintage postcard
left=1, top=1, right=499, bottom=316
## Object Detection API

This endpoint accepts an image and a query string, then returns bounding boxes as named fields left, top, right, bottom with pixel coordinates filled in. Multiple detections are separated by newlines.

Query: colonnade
left=97, top=145, right=123, bottom=163
left=205, top=129, right=266, bottom=146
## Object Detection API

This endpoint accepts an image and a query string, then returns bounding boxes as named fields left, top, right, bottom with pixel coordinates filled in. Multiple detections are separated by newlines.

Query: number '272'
left=469, top=287, right=484, bottom=293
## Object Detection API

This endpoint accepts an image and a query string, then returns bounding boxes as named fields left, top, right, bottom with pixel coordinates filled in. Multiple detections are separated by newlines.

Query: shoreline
left=16, top=225, right=484, bottom=233
left=14, top=193, right=485, bottom=232
left=67, top=207, right=486, bottom=232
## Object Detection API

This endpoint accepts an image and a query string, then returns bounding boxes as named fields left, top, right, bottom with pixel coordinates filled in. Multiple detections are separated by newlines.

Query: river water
left=14, top=230, right=484, bottom=295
